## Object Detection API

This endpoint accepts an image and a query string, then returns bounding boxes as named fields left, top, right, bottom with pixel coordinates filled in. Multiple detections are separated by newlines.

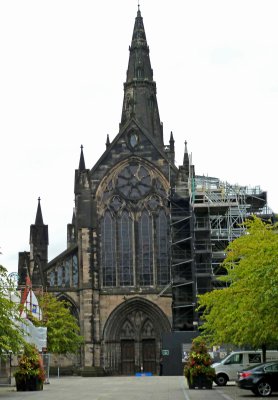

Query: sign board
left=161, top=349, right=169, bottom=356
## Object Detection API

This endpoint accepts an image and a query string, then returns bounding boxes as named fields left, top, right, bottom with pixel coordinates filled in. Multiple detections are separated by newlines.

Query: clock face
left=116, top=163, right=152, bottom=200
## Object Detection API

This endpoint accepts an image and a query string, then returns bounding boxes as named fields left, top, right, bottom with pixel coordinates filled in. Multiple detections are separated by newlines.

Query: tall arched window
left=118, top=211, right=133, bottom=286
left=65, top=259, right=71, bottom=286
left=98, top=160, right=169, bottom=289
left=138, top=211, right=153, bottom=286
left=57, top=265, right=63, bottom=286
left=72, top=255, right=78, bottom=287
left=156, top=210, right=170, bottom=285
left=101, top=211, right=116, bottom=286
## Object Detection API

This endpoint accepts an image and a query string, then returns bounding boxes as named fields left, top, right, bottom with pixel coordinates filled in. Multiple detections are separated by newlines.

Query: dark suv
left=236, top=361, right=278, bottom=397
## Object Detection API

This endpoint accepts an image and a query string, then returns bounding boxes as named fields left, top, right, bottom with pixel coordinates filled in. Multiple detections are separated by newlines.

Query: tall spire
left=126, top=7, right=152, bottom=82
left=120, top=7, right=164, bottom=145
left=79, top=145, right=86, bottom=170
left=35, top=197, right=44, bottom=225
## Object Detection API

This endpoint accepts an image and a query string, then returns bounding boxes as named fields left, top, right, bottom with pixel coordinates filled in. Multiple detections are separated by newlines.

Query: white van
left=212, top=350, right=278, bottom=386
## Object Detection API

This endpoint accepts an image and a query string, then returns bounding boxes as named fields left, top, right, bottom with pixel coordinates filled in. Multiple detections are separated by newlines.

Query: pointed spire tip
left=35, top=197, right=44, bottom=225
left=79, top=144, right=86, bottom=170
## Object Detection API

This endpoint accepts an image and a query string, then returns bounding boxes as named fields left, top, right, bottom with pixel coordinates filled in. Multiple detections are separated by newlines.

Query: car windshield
left=241, top=362, right=278, bottom=372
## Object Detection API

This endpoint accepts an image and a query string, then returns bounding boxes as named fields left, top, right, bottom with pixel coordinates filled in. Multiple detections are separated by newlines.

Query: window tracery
left=98, top=160, right=169, bottom=288
left=47, top=254, right=78, bottom=288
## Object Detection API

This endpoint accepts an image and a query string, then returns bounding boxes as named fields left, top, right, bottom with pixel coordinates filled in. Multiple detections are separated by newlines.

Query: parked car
left=236, top=361, right=278, bottom=397
left=212, top=350, right=278, bottom=386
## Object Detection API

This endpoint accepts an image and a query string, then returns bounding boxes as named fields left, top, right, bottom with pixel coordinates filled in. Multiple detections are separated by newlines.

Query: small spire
left=169, top=131, right=175, bottom=153
left=35, top=197, right=44, bottom=225
left=137, top=1, right=141, bottom=15
left=183, top=141, right=189, bottom=165
left=106, top=134, right=110, bottom=149
left=79, top=144, right=86, bottom=170
left=72, top=208, right=76, bottom=225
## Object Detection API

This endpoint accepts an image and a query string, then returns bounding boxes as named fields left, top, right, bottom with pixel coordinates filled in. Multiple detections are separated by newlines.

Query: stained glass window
left=117, top=164, right=152, bottom=199
left=65, top=259, right=70, bottom=286
left=49, top=270, right=55, bottom=286
left=72, top=255, right=78, bottom=287
left=156, top=210, right=170, bottom=285
left=57, top=265, right=63, bottom=286
left=138, top=211, right=153, bottom=285
left=99, top=161, right=169, bottom=289
left=101, top=211, right=116, bottom=286
left=118, top=211, right=133, bottom=286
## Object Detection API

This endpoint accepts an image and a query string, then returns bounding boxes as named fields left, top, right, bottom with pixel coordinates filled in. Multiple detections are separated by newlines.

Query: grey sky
left=1, top=0, right=278, bottom=273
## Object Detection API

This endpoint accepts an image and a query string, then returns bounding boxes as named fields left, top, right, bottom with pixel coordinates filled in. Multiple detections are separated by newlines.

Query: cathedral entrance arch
left=102, top=297, right=171, bottom=375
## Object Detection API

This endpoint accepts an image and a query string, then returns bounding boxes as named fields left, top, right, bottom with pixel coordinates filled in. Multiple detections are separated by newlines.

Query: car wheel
left=256, top=381, right=272, bottom=397
left=215, top=374, right=228, bottom=386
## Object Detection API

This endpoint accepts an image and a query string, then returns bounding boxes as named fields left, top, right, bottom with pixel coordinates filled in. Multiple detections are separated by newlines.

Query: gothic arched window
left=57, top=265, right=63, bottom=286
left=156, top=210, right=170, bottom=285
left=72, top=254, right=79, bottom=287
left=138, top=211, right=154, bottom=286
left=101, top=211, right=116, bottom=287
left=98, top=160, right=169, bottom=289
left=118, top=211, right=134, bottom=286
left=65, top=259, right=71, bottom=286
left=49, top=270, right=55, bottom=286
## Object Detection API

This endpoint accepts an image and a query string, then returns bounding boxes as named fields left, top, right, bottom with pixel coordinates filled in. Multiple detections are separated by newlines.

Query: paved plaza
left=0, top=376, right=263, bottom=400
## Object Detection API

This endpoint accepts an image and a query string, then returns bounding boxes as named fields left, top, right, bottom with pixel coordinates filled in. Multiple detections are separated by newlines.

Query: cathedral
left=18, top=7, right=270, bottom=375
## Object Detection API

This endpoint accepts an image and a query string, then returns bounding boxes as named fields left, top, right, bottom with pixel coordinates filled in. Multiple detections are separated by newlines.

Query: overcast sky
left=1, top=0, right=278, bottom=275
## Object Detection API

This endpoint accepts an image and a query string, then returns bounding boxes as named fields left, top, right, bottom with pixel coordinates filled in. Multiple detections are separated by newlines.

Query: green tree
left=197, top=216, right=278, bottom=361
left=34, top=293, right=83, bottom=355
left=0, top=265, right=25, bottom=356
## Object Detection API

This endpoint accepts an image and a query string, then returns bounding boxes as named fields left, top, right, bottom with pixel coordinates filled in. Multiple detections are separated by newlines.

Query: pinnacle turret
left=35, top=197, right=44, bottom=225
left=79, top=145, right=86, bottom=170
left=183, top=141, right=189, bottom=166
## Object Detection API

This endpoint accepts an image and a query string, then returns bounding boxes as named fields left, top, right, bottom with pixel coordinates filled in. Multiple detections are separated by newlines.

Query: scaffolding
left=193, top=175, right=272, bottom=290
left=170, top=173, right=273, bottom=330
left=170, top=188, right=196, bottom=331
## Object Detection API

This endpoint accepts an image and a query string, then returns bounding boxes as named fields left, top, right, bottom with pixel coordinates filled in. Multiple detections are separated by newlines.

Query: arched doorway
left=102, top=297, right=171, bottom=375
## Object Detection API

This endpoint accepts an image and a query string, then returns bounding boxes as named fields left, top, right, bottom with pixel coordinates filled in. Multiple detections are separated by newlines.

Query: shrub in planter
left=14, top=343, right=45, bottom=391
left=184, top=337, right=215, bottom=389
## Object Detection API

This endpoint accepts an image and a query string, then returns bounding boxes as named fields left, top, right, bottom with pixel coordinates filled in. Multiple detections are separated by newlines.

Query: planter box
left=15, top=376, right=43, bottom=391
left=187, top=374, right=213, bottom=389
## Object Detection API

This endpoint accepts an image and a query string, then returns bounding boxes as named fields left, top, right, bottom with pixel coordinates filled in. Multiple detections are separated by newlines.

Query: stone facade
left=18, top=7, right=193, bottom=375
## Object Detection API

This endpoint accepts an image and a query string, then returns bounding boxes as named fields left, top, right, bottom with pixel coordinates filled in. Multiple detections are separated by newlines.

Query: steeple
left=120, top=7, right=164, bottom=145
left=35, top=197, right=44, bottom=225
left=30, top=197, right=48, bottom=287
left=79, top=145, right=86, bottom=170
left=127, top=7, right=153, bottom=83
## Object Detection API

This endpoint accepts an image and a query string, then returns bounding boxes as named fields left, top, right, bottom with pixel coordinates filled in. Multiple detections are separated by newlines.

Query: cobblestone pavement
left=1, top=376, right=277, bottom=400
